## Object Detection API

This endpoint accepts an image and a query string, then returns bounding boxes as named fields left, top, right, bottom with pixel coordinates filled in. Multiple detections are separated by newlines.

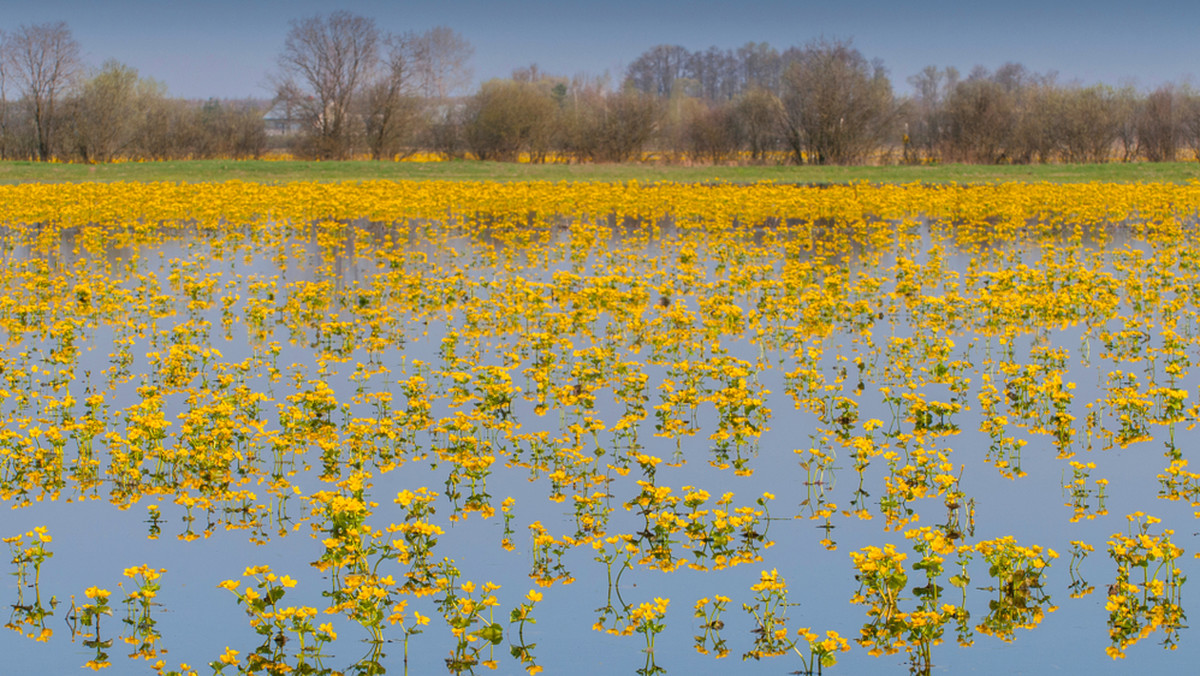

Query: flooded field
left=2, top=180, right=1200, bottom=675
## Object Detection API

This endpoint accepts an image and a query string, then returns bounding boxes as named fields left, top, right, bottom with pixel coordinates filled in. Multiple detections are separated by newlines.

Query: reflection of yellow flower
left=8, top=177, right=1200, bottom=671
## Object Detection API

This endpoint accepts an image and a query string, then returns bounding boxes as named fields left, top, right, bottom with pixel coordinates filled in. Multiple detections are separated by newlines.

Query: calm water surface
left=2, top=213, right=1197, bottom=675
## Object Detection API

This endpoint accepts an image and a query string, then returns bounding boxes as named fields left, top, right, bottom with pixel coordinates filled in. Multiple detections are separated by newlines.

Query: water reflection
left=0, top=189, right=1199, bottom=674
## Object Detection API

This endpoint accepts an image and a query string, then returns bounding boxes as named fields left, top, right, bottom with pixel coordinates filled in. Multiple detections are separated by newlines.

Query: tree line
left=488, top=42, right=1200, bottom=166
left=0, top=22, right=266, bottom=161
left=3, top=14, right=1200, bottom=165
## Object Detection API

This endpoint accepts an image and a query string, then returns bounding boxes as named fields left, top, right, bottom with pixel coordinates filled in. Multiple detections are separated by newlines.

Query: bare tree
left=779, top=39, right=894, bottom=165
left=411, top=26, right=473, bottom=100
left=683, top=99, right=739, bottom=163
left=8, top=21, right=81, bottom=160
left=736, top=42, right=782, bottom=94
left=427, top=103, right=466, bottom=159
left=1179, top=87, right=1200, bottom=163
left=570, top=88, right=660, bottom=162
left=686, top=46, right=737, bottom=101
left=193, top=99, right=267, bottom=159
left=904, top=65, right=958, bottom=162
left=276, top=11, right=379, bottom=158
left=625, top=45, right=691, bottom=97
left=1139, top=85, right=1180, bottom=162
left=133, top=96, right=192, bottom=160
left=364, top=32, right=422, bottom=160
left=1010, top=76, right=1059, bottom=164
left=1054, top=85, right=1118, bottom=163
left=1113, top=85, right=1140, bottom=162
left=0, top=30, right=11, bottom=159
left=945, top=73, right=1015, bottom=163
left=732, top=87, right=782, bottom=161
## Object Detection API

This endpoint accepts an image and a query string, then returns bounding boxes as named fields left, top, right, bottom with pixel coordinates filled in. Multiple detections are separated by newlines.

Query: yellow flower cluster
left=3, top=179, right=1200, bottom=672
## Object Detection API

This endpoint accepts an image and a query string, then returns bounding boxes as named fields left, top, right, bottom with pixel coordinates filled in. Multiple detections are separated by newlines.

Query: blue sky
left=3, top=0, right=1196, bottom=99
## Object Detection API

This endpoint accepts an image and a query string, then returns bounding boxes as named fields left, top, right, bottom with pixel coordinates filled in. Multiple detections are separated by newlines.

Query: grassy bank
left=1, top=158, right=1199, bottom=184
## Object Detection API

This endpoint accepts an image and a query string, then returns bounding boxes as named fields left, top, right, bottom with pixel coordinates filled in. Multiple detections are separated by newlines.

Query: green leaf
left=478, top=622, right=504, bottom=645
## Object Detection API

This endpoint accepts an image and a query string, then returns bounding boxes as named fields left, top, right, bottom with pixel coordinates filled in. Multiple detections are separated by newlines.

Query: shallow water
left=1, top=197, right=1198, bottom=675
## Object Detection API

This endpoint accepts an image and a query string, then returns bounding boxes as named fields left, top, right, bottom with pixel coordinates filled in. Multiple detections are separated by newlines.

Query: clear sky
left=3, top=0, right=1197, bottom=100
